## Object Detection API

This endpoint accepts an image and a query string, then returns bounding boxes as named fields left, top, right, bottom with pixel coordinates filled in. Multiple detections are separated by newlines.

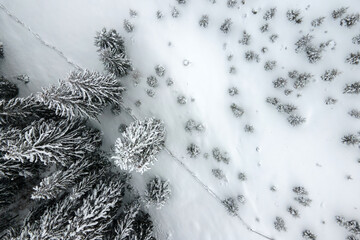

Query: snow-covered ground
left=1, top=0, right=360, bottom=239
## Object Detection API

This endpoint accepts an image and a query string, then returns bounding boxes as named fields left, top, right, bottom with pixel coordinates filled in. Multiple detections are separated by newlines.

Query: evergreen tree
left=94, top=28, right=125, bottom=54
left=100, top=49, right=132, bottom=77
left=1, top=118, right=101, bottom=166
left=0, top=76, right=18, bottom=100
left=112, top=118, right=166, bottom=173
left=344, top=82, right=360, bottom=94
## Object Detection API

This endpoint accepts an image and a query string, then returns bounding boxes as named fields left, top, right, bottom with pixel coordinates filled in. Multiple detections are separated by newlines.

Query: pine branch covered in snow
left=31, top=159, right=94, bottom=200
left=144, top=176, right=171, bottom=209
left=1, top=118, right=101, bottom=166
left=112, top=118, right=166, bottom=173
left=0, top=96, right=55, bottom=127
left=37, top=70, right=124, bottom=120
left=0, top=76, right=18, bottom=100
left=0, top=157, right=37, bottom=179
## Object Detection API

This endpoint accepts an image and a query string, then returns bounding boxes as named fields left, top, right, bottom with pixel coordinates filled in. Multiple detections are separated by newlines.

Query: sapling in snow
left=220, top=18, right=232, bottom=34
left=112, top=118, right=166, bottom=173
left=187, top=143, right=201, bottom=158
left=223, top=197, right=239, bottom=216
left=343, top=82, right=360, bottom=94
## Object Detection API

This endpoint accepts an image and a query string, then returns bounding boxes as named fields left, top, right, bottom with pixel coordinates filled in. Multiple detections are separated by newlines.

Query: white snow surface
left=1, top=0, right=360, bottom=239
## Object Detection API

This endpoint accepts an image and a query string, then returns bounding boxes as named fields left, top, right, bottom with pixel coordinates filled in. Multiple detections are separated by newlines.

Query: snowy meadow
left=0, top=0, right=360, bottom=239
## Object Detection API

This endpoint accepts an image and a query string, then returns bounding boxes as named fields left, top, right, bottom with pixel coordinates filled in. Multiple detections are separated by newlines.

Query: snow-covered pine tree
left=36, top=70, right=125, bottom=120
left=100, top=49, right=132, bottom=77
left=112, top=118, right=166, bottom=173
left=31, top=159, right=94, bottom=200
left=343, top=82, right=360, bottom=94
left=1, top=118, right=101, bottom=166
left=143, top=176, right=171, bottom=209
left=0, top=76, right=18, bottom=100
left=0, top=95, right=55, bottom=127
left=95, top=28, right=125, bottom=54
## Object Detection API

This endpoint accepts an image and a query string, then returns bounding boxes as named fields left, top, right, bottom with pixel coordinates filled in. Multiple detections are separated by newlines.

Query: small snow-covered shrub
left=293, top=186, right=308, bottom=195
left=176, top=0, right=186, bottom=4
left=295, top=35, right=313, bottom=53
left=212, top=147, right=230, bottom=164
left=16, top=74, right=30, bottom=84
left=185, top=119, right=205, bottom=132
left=284, top=89, right=293, bottom=96
left=223, top=197, right=239, bottom=216
left=341, top=134, right=360, bottom=146
left=220, top=18, right=232, bottom=33
left=129, top=9, right=138, bottom=17
left=155, top=65, right=166, bottom=77
left=352, top=34, right=360, bottom=45
left=156, top=10, right=164, bottom=19
left=321, top=69, right=340, bottom=81
left=344, top=82, right=360, bottom=94
left=263, top=8, right=276, bottom=21
left=277, top=104, right=297, bottom=114
left=266, top=97, right=279, bottom=106
left=229, top=66, right=236, bottom=74
left=273, top=77, right=287, bottom=88
left=287, top=9, right=303, bottom=24
left=311, top=17, right=325, bottom=27
left=166, top=78, right=174, bottom=86
left=269, top=34, right=278, bottom=43
left=264, top=60, right=276, bottom=71
left=245, top=51, right=260, bottom=62
left=231, top=103, right=244, bottom=118
left=199, top=15, right=209, bottom=28
left=325, top=97, right=337, bottom=105
left=177, top=95, right=187, bottom=104
left=171, top=7, right=180, bottom=18
left=94, top=28, right=125, bottom=54
left=212, top=168, right=227, bottom=181
left=335, top=215, right=360, bottom=235
left=100, top=49, right=132, bottom=77
left=287, top=115, right=306, bottom=126
left=293, top=72, right=312, bottom=89
left=227, top=0, right=237, bottom=8
left=112, top=118, right=166, bottom=173
left=288, top=206, right=300, bottom=218
left=295, top=196, right=312, bottom=206
left=144, top=176, right=171, bottom=209
left=187, top=143, right=201, bottom=158
left=238, top=172, right=247, bottom=181
left=146, top=89, right=155, bottom=97
left=239, top=31, right=251, bottom=45
left=349, top=109, right=360, bottom=119
left=228, top=87, right=239, bottom=96
left=147, top=75, right=159, bottom=88
left=332, top=7, right=348, bottom=19
left=274, top=217, right=287, bottom=232
left=302, top=230, right=317, bottom=240
left=123, top=19, right=134, bottom=32
left=306, top=46, right=322, bottom=63
left=340, top=14, right=360, bottom=27
left=260, top=23, right=269, bottom=33
left=346, top=52, right=360, bottom=65
left=244, top=124, right=254, bottom=133
left=237, top=195, right=246, bottom=204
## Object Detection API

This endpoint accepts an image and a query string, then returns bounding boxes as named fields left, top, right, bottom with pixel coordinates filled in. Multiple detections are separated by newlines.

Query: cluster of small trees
left=0, top=28, right=171, bottom=239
